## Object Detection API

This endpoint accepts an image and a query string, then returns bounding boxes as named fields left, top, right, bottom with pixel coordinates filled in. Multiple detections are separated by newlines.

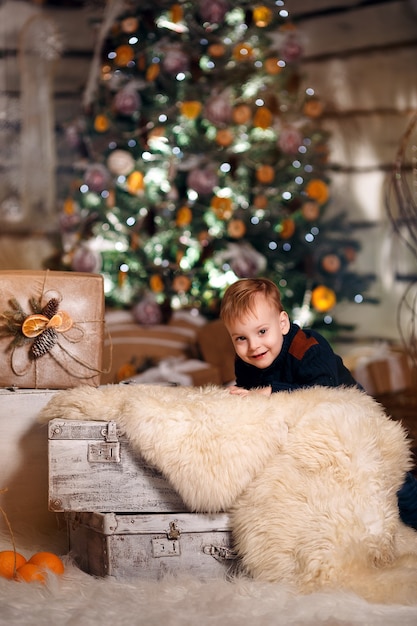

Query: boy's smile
left=225, top=294, right=290, bottom=369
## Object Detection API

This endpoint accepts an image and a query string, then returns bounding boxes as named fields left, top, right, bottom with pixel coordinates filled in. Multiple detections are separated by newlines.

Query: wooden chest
left=48, top=418, right=186, bottom=513
left=48, top=418, right=235, bottom=580
left=66, top=511, right=236, bottom=581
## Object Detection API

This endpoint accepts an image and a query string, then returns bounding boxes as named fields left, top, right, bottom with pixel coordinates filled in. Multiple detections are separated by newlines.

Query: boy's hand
left=228, top=385, right=272, bottom=397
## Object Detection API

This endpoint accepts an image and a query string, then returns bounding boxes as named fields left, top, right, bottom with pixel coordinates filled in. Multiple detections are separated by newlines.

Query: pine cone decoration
left=41, top=298, right=60, bottom=319
left=30, top=327, right=58, bottom=359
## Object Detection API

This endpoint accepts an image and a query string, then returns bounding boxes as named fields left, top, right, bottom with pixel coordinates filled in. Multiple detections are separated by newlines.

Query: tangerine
left=16, top=563, right=46, bottom=583
left=0, top=550, right=26, bottom=579
left=28, top=551, right=65, bottom=575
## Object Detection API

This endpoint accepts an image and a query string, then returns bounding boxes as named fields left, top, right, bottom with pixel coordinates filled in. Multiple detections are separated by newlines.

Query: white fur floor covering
left=2, top=531, right=417, bottom=626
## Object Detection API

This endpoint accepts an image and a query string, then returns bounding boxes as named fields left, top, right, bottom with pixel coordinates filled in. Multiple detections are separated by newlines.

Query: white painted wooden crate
left=48, top=418, right=187, bottom=513
left=66, top=511, right=236, bottom=581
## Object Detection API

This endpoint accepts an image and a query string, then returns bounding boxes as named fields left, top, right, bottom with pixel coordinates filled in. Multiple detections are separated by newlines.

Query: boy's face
left=225, top=294, right=290, bottom=369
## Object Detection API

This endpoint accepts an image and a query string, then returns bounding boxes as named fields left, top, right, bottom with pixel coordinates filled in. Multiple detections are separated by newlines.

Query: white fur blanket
left=39, top=384, right=417, bottom=605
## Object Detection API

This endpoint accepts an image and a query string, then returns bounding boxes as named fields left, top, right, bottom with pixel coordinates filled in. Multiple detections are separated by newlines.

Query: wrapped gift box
left=102, top=310, right=206, bottom=384
left=122, top=357, right=223, bottom=387
left=0, top=270, right=105, bottom=389
left=344, top=343, right=414, bottom=396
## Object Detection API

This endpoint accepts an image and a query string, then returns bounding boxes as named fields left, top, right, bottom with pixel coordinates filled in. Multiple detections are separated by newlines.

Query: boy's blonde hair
left=220, top=278, right=284, bottom=326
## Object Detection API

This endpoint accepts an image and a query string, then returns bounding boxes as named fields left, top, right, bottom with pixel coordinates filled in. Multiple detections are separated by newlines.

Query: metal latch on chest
left=87, top=421, right=121, bottom=463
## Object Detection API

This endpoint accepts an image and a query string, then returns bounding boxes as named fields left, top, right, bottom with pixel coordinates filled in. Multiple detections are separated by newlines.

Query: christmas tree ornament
left=311, top=285, right=337, bottom=313
left=256, top=165, right=275, bottom=184
left=113, top=85, right=141, bottom=116
left=107, top=150, right=135, bottom=176
left=180, top=101, right=202, bottom=120
left=64, top=121, right=84, bottom=149
left=227, top=219, right=246, bottom=239
left=253, top=6, right=273, bottom=28
left=280, top=31, right=304, bottom=63
left=132, top=295, right=163, bottom=325
left=207, top=43, right=226, bottom=58
left=172, top=275, right=192, bottom=293
left=253, top=107, right=273, bottom=130
left=127, top=171, right=145, bottom=195
left=145, top=63, right=160, bottom=82
left=211, top=196, right=233, bottom=220
left=216, top=242, right=267, bottom=279
left=187, top=168, right=219, bottom=196
left=176, top=206, right=193, bottom=227
left=71, top=245, right=102, bottom=274
left=232, top=104, right=252, bottom=125
left=279, top=218, right=296, bottom=239
left=264, top=56, right=282, bottom=75
left=121, top=17, right=139, bottom=33
left=233, top=43, right=254, bottom=62
left=343, top=246, right=357, bottom=263
left=303, top=97, right=324, bottom=119
left=253, top=195, right=268, bottom=209
left=114, top=44, right=135, bottom=66
left=278, top=126, right=303, bottom=154
left=321, top=253, right=342, bottom=274
left=149, top=274, right=165, bottom=293
left=94, top=114, right=111, bottom=132
left=305, top=179, right=330, bottom=205
left=170, top=4, right=184, bottom=24
left=215, top=129, right=234, bottom=147
left=204, top=91, right=233, bottom=126
left=161, top=44, right=189, bottom=74
left=84, top=163, right=111, bottom=193
left=302, top=201, right=320, bottom=221
left=198, top=0, right=229, bottom=25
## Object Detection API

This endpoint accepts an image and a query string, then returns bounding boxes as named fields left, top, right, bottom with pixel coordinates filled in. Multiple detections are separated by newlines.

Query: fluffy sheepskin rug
left=39, top=384, right=417, bottom=606
left=2, top=526, right=417, bottom=626
left=2, top=531, right=417, bottom=626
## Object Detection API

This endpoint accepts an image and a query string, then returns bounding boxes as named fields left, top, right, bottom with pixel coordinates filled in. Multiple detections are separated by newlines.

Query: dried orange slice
left=21, top=314, right=49, bottom=338
left=47, top=311, right=73, bottom=333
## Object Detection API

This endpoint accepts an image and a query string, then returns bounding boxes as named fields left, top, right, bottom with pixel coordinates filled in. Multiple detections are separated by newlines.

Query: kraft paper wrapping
left=0, top=270, right=105, bottom=389
left=366, top=353, right=413, bottom=395
left=348, top=344, right=413, bottom=396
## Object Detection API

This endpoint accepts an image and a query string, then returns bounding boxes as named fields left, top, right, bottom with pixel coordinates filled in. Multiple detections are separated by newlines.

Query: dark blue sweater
left=235, top=322, right=359, bottom=392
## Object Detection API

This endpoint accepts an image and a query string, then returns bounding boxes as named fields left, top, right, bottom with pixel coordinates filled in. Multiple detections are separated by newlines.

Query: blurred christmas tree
left=58, top=0, right=374, bottom=331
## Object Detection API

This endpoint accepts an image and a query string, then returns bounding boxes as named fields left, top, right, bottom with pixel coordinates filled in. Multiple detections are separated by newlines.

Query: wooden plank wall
left=1, top=0, right=416, bottom=342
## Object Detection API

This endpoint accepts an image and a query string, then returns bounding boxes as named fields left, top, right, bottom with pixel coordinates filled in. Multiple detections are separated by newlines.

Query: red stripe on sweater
left=288, top=331, right=318, bottom=360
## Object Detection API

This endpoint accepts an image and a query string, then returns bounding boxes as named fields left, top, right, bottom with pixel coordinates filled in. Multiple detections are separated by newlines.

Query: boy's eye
left=236, top=336, right=246, bottom=343
left=259, top=328, right=266, bottom=335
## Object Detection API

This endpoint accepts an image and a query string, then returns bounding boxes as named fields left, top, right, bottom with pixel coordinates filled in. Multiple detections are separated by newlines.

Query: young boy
left=220, top=277, right=358, bottom=397
left=220, top=277, right=417, bottom=528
